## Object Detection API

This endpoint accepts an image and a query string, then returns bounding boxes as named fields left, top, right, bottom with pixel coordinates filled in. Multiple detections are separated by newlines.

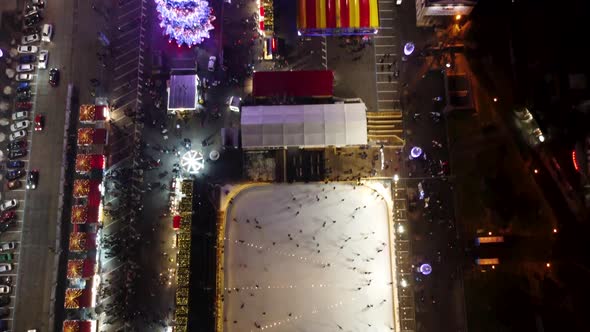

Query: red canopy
left=253, top=70, right=334, bottom=98
left=173, top=215, right=181, bottom=229
left=87, top=205, right=99, bottom=223
left=63, top=320, right=93, bottom=332
left=87, top=180, right=101, bottom=207
left=93, top=128, right=107, bottom=144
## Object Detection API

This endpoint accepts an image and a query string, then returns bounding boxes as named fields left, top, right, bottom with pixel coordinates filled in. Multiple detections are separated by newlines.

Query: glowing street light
left=400, top=278, right=408, bottom=288
left=455, top=14, right=462, bottom=21
left=397, top=224, right=405, bottom=234
left=393, top=174, right=400, bottom=183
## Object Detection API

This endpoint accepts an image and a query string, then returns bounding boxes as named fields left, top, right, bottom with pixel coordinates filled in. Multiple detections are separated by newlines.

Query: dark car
left=6, top=170, right=25, bottom=181
left=6, top=161, right=24, bottom=169
left=8, top=141, right=27, bottom=150
left=24, top=12, right=42, bottom=27
left=22, top=26, right=39, bottom=35
left=0, top=221, right=14, bottom=235
left=0, top=211, right=15, bottom=224
left=16, top=93, right=31, bottom=102
left=18, top=54, right=36, bottom=64
left=0, top=307, right=8, bottom=318
left=49, top=68, right=60, bottom=86
left=0, top=295, right=9, bottom=307
left=16, top=85, right=30, bottom=93
left=8, top=150, right=26, bottom=160
left=26, top=169, right=39, bottom=189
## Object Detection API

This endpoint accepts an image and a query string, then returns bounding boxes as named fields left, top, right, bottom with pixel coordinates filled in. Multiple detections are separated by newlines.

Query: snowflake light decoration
left=181, top=150, right=204, bottom=174
left=155, top=0, right=215, bottom=47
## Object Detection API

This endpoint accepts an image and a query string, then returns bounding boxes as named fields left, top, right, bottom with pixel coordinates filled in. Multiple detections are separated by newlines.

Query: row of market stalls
left=62, top=105, right=108, bottom=330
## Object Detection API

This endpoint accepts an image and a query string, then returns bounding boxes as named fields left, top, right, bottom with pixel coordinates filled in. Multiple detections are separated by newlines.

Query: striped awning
left=297, top=0, right=379, bottom=35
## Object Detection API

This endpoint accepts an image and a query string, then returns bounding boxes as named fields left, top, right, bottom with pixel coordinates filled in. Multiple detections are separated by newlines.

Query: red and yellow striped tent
left=297, top=0, right=379, bottom=35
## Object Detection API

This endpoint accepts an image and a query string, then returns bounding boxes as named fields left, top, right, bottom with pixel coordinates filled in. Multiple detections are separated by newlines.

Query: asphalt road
left=9, top=0, right=78, bottom=330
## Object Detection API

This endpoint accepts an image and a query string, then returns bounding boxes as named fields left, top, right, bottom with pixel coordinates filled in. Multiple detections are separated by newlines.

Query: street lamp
left=393, top=174, right=400, bottom=183
left=455, top=14, right=462, bottom=21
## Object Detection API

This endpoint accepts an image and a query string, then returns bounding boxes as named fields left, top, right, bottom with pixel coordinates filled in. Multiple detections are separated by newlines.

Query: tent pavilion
left=240, top=102, right=368, bottom=149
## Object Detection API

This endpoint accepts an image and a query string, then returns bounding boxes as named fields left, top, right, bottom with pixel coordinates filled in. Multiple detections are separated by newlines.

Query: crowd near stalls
left=60, top=104, right=107, bottom=329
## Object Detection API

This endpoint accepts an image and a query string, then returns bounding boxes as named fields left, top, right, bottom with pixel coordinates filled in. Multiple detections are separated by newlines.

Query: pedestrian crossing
left=371, top=0, right=404, bottom=148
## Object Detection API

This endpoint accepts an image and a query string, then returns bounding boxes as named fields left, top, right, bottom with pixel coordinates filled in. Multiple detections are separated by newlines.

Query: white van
left=41, top=24, right=53, bottom=42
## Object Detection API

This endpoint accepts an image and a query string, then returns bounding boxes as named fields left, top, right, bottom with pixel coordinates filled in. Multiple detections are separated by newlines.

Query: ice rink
left=223, top=183, right=396, bottom=331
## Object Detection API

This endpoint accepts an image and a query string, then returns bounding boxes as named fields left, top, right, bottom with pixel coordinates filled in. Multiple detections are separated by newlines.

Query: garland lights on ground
left=155, top=0, right=215, bottom=47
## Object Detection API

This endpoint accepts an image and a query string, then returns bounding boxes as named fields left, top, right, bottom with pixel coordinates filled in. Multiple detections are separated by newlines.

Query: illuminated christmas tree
left=155, top=0, right=215, bottom=47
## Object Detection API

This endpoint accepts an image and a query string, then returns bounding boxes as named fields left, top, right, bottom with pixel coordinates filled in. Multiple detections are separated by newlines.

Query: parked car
left=16, top=101, right=32, bottom=109
left=16, top=82, right=30, bottom=92
left=19, top=54, right=36, bottom=64
left=27, top=169, right=39, bottom=189
left=0, top=222, right=14, bottom=235
left=0, top=264, right=12, bottom=273
left=49, top=67, right=59, bottom=86
left=16, top=64, right=35, bottom=73
left=41, top=24, right=53, bottom=42
left=0, top=243, right=14, bottom=253
left=6, top=181, right=21, bottom=191
left=0, top=295, right=9, bottom=306
left=0, top=254, right=12, bottom=263
left=11, top=120, right=30, bottom=132
left=17, top=45, right=38, bottom=54
left=22, top=26, right=39, bottom=35
left=16, top=73, right=33, bottom=82
left=9, top=130, right=28, bottom=142
left=9, top=141, right=27, bottom=150
left=16, top=92, right=31, bottom=102
left=21, top=33, right=39, bottom=45
left=0, top=212, right=16, bottom=224
left=6, top=169, right=25, bottom=181
left=38, top=49, right=48, bottom=69
left=0, top=285, right=8, bottom=294
left=12, top=111, right=29, bottom=121
left=24, top=12, right=42, bottom=26
left=0, top=307, right=8, bottom=318
left=34, top=114, right=44, bottom=131
left=31, top=0, right=45, bottom=7
left=8, top=150, right=26, bottom=160
left=6, top=160, right=25, bottom=169
left=0, top=200, right=17, bottom=212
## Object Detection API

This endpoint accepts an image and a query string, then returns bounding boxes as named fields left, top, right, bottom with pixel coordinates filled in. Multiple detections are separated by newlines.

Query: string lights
left=155, top=0, right=215, bottom=47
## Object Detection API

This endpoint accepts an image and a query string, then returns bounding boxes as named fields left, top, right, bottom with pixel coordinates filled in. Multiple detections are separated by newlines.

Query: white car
left=11, top=120, right=30, bottom=132
left=514, top=107, right=533, bottom=122
left=21, top=33, right=39, bottom=45
left=9, top=130, right=27, bottom=141
left=31, top=0, right=45, bottom=7
left=41, top=24, right=53, bottom=42
left=12, top=111, right=29, bottom=120
left=0, top=264, right=12, bottom=273
left=16, top=73, right=33, bottom=81
left=17, top=45, right=38, bottom=54
left=38, top=50, right=48, bottom=69
left=0, top=200, right=18, bottom=213
left=0, top=242, right=15, bottom=252
left=0, top=285, right=10, bottom=294
left=227, top=95, right=241, bottom=112
left=17, top=63, right=35, bottom=73
left=208, top=56, right=216, bottom=72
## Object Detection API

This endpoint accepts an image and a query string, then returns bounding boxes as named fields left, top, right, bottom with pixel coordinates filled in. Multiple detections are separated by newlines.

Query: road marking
left=115, top=47, right=140, bottom=62
left=376, top=44, right=396, bottom=47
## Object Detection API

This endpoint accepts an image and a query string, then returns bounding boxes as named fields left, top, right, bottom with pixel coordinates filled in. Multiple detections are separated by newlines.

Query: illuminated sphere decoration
left=155, top=0, right=216, bottom=47
left=404, top=42, right=415, bottom=56
left=410, top=146, right=423, bottom=159
left=419, top=263, right=432, bottom=276
left=181, top=150, right=205, bottom=174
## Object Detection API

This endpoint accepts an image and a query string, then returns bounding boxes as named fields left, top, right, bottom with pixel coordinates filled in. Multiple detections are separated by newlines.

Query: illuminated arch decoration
left=73, top=180, right=90, bottom=198
left=71, top=205, right=88, bottom=224
left=155, top=0, right=216, bottom=47
left=64, top=289, right=83, bottom=309
left=67, top=260, right=84, bottom=279
left=77, top=128, right=94, bottom=146
left=75, top=155, right=91, bottom=173
left=69, top=232, right=87, bottom=252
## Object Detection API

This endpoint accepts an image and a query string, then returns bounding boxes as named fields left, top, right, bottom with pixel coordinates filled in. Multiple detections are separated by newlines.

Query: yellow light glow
left=455, top=15, right=461, bottom=20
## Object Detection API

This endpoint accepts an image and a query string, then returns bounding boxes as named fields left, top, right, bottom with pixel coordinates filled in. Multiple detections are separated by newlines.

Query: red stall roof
left=253, top=70, right=334, bottom=98
left=88, top=180, right=101, bottom=207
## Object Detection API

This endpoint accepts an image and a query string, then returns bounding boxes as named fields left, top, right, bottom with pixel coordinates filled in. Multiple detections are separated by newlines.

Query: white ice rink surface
left=223, top=183, right=396, bottom=332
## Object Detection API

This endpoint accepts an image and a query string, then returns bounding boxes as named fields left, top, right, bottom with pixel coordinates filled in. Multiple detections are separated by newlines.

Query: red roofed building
left=253, top=70, right=334, bottom=98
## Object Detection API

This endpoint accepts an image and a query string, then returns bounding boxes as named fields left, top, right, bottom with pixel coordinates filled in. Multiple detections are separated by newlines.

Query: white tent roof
left=241, top=103, right=367, bottom=149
